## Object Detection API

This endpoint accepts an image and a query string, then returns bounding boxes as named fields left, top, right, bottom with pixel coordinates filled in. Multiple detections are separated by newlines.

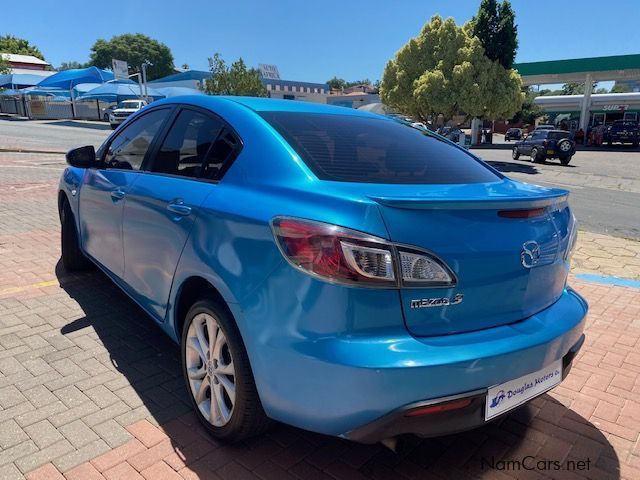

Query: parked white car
left=109, top=100, right=148, bottom=129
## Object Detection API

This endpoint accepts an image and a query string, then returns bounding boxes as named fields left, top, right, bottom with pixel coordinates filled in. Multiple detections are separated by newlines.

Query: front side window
left=259, top=112, right=500, bottom=184
left=104, top=109, right=170, bottom=170
left=151, top=109, right=223, bottom=178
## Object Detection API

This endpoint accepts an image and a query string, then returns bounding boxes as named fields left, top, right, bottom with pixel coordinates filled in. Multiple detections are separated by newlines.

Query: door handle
left=110, top=189, right=126, bottom=201
left=167, top=201, right=192, bottom=216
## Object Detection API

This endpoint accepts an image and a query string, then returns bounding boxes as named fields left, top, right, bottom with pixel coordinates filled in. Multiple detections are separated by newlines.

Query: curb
left=575, top=273, right=640, bottom=288
left=0, top=148, right=66, bottom=155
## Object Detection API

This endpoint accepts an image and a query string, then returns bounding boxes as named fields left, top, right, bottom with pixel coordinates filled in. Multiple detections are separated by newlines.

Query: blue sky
left=4, top=0, right=640, bottom=83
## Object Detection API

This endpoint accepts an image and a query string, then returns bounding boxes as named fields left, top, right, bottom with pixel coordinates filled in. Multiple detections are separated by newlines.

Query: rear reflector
left=498, top=208, right=545, bottom=219
left=404, top=398, right=472, bottom=417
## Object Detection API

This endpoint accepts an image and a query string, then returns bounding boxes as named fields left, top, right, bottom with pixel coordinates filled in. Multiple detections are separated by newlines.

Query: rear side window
left=152, top=109, right=223, bottom=178
left=259, top=112, right=499, bottom=184
left=548, top=132, right=569, bottom=140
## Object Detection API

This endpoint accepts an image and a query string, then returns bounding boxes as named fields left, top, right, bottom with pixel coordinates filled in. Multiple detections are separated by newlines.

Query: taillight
left=271, top=217, right=455, bottom=288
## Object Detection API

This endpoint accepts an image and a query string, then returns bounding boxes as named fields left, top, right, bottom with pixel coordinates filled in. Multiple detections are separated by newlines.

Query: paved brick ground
left=0, top=152, right=639, bottom=479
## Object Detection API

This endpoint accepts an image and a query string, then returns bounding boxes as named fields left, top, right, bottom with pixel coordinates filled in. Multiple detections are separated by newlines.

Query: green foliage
left=611, top=83, right=630, bottom=93
left=471, top=0, right=518, bottom=69
left=88, top=33, right=174, bottom=81
left=327, top=77, right=375, bottom=90
left=58, top=61, right=86, bottom=71
left=0, top=35, right=45, bottom=60
left=510, top=87, right=542, bottom=124
left=204, top=53, right=267, bottom=97
left=561, top=82, right=585, bottom=95
left=380, top=15, right=523, bottom=122
left=0, top=57, right=9, bottom=75
left=327, top=76, right=347, bottom=90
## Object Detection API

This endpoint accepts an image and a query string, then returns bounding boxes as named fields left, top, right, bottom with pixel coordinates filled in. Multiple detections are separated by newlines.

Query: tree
left=380, top=15, right=523, bottom=122
left=0, top=57, right=9, bottom=75
left=471, top=0, right=518, bottom=69
left=327, top=77, right=347, bottom=90
left=561, top=82, right=585, bottom=95
left=0, top=35, right=45, bottom=60
left=203, top=53, right=267, bottom=97
left=510, top=87, right=542, bottom=125
left=88, top=34, right=174, bottom=81
left=58, top=61, right=86, bottom=71
left=611, top=83, right=630, bottom=93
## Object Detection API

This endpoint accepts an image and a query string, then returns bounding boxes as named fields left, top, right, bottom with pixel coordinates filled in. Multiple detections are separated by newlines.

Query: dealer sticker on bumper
left=485, top=359, right=562, bottom=420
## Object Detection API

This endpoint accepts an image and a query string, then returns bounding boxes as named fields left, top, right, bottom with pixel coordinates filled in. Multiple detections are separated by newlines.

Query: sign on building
left=112, top=59, right=129, bottom=81
left=259, top=64, right=280, bottom=80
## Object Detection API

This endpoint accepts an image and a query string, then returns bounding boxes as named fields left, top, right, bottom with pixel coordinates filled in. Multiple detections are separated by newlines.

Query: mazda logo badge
left=521, top=240, right=541, bottom=269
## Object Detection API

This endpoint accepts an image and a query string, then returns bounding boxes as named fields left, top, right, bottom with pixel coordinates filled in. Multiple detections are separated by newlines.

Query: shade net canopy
left=77, top=82, right=165, bottom=102
left=37, top=67, right=114, bottom=88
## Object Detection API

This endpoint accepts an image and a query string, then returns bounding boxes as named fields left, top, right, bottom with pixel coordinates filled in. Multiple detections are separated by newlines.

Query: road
left=476, top=148, right=640, bottom=240
left=1, top=117, right=638, bottom=240
left=0, top=117, right=110, bottom=152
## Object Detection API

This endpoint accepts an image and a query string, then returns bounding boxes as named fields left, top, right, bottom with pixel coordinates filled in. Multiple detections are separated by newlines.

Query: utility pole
left=141, top=61, right=153, bottom=102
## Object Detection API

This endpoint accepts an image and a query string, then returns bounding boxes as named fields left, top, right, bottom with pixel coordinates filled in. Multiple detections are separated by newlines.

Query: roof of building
left=148, top=70, right=211, bottom=83
left=515, top=54, right=640, bottom=85
left=261, top=78, right=329, bottom=90
left=1, top=53, right=49, bottom=66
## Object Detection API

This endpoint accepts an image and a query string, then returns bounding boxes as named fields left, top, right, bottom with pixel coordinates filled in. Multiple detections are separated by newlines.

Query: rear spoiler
left=368, top=191, right=569, bottom=210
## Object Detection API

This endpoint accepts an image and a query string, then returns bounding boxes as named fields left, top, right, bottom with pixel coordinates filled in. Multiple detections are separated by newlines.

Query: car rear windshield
left=612, top=121, right=637, bottom=128
left=548, top=131, right=570, bottom=140
left=259, top=112, right=500, bottom=184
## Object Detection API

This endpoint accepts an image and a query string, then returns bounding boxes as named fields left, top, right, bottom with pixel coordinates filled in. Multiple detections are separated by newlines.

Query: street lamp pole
left=141, top=61, right=153, bottom=102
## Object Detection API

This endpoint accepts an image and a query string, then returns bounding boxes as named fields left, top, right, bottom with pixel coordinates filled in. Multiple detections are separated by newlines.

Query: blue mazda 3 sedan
left=58, top=96, right=587, bottom=445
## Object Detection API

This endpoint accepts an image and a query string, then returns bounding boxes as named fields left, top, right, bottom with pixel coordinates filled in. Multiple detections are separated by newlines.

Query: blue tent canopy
left=154, top=86, right=205, bottom=97
left=0, top=72, right=52, bottom=89
left=37, top=66, right=114, bottom=89
left=21, top=87, right=71, bottom=98
left=77, top=82, right=164, bottom=102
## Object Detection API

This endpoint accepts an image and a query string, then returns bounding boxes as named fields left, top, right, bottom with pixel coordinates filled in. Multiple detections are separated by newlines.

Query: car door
left=79, top=108, right=172, bottom=278
left=519, top=134, right=532, bottom=154
left=121, top=106, right=236, bottom=320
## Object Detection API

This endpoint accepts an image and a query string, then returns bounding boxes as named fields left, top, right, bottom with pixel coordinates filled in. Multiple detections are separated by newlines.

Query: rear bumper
left=345, top=334, right=584, bottom=443
left=239, top=285, right=588, bottom=438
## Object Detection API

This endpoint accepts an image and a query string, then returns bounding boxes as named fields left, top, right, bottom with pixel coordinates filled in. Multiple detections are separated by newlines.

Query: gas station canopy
left=515, top=54, right=640, bottom=86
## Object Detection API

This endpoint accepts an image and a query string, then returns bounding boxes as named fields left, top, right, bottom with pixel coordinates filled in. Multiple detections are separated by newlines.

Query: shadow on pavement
left=56, top=262, right=620, bottom=478
left=44, top=120, right=112, bottom=131
left=486, top=160, right=540, bottom=175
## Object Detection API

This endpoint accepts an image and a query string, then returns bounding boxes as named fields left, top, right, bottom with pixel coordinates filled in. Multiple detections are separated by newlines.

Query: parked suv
left=513, top=129, right=575, bottom=165
left=109, top=99, right=148, bottom=129
left=606, top=120, right=640, bottom=147
left=505, top=128, right=522, bottom=141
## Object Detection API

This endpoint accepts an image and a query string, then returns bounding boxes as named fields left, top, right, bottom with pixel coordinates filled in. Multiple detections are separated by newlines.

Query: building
left=1, top=53, right=49, bottom=71
left=515, top=54, right=640, bottom=132
left=0, top=53, right=54, bottom=89
left=326, top=92, right=380, bottom=109
left=263, top=79, right=329, bottom=103
left=533, top=92, right=640, bottom=129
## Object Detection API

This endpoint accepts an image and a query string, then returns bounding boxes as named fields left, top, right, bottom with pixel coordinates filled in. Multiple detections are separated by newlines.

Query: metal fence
left=0, top=95, right=115, bottom=121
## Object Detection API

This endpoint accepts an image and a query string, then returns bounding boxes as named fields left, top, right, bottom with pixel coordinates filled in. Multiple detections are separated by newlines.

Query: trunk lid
left=371, top=179, right=573, bottom=337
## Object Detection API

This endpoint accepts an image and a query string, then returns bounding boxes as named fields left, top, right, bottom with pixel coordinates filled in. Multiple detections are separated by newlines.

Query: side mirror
left=66, top=145, right=95, bottom=168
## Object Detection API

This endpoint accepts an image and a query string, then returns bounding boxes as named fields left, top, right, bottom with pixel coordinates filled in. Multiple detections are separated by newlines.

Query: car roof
left=152, top=95, right=383, bottom=119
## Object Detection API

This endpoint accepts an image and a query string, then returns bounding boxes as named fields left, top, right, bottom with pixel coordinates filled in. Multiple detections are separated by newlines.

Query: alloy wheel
left=185, top=313, right=236, bottom=427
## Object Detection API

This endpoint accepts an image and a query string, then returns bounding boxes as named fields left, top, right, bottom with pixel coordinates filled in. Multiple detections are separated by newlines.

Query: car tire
left=181, top=298, right=272, bottom=442
left=560, top=155, right=572, bottom=166
left=633, top=141, right=639, bottom=148
left=61, top=199, right=92, bottom=271
left=110, top=124, right=117, bottom=130
left=531, top=147, right=543, bottom=163
left=512, top=147, right=520, bottom=160
left=103, top=113, right=109, bottom=122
